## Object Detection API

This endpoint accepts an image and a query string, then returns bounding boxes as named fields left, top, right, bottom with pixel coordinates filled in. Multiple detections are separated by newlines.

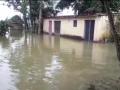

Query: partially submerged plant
left=0, top=20, right=8, bottom=36
left=100, top=31, right=113, bottom=42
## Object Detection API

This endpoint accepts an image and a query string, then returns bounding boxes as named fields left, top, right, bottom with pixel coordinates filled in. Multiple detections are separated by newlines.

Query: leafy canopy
left=56, top=0, right=120, bottom=15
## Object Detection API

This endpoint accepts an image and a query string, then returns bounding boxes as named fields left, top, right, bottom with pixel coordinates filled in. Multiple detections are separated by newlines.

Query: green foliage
left=42, top=7, right=59, bottom=17
left=0, top=21, right=8, bottom=36
left=29, top=0, right=58, bottom=19
left=42, top=0, right=59, bottom=17
left=109, top=0, right=120, bottom=12
left=6, top=0, right=29, bottom=13
left=6, top=0, right=29, bottom=29
left=29, top=0, right=40, bottom=20
left=56, top=0, right=120, bottom=15
left=115, top=16, right=120, bottom=34
left=6, top=0, right=59, bottom=31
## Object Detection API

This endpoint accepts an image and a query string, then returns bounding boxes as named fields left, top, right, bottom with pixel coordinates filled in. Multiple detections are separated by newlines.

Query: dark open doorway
left=49, top=21, right=52, bottom=35
left=54, top=21, right=61, bottom=35
left=84, top=20, right=95, bottom=41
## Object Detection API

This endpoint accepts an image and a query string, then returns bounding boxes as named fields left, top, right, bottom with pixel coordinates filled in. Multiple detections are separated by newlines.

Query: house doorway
left=49, top=21, right=52, bottom=35
left=84, top=20, right=95, bottom=41
left=54, top=21, right=61, bottom=35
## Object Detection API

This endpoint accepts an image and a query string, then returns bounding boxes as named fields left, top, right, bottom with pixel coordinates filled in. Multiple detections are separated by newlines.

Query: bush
left=115, top=16, right=120, bottom=35
left=0, top=20, right=8, bottom=36
left=100, top=31, right=114, bottom=42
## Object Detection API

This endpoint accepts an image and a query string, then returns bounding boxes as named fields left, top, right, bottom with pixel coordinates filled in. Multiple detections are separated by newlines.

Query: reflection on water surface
left=0, top=33, right=119, bottom=90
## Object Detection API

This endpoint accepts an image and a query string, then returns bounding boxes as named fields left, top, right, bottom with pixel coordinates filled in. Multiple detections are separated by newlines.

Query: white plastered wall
left=94, top=16, right=109, bottom=41
left=43, top=16, right=110, bottom=41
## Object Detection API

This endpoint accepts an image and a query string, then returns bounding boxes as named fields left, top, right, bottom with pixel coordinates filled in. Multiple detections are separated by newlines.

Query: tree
left=6, top=0, right=29, bottom=30
left=6, top=0, right=58, bottom=33
left=28, top=0, right=39, bottom=33
left=100, top=0, right=120, bottom=61
left=28, top=0, right=59, bottom=33
left=56, top=0, right=120, bottom=15
left=57, top=0, right=120, bottom=61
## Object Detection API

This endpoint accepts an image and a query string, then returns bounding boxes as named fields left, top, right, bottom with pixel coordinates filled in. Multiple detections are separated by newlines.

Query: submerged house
left=43, top=14, right=110, bottom=42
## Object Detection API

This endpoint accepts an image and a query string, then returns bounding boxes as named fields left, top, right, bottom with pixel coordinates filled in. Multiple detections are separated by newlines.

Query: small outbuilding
left=8, top=15, right=23, bottom=36
left=43, top=14, right=110, bottom=42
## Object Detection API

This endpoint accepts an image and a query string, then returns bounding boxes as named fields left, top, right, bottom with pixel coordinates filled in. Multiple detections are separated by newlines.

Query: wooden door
left=90, top=20, right=95, bottom=41
left=49, top=21, right=52, bottom=34
left=84, top=20, right=95, bottom=41
left=54, top=21, right=61, bottom=35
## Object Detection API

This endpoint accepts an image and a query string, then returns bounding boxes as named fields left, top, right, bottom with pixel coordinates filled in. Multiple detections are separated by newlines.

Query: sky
left=53, top=0, right=74, bottom=16
left=0, top=5, right=22, bottom=20
left=0, top=1, right=74, bottom=20
left=58, top=7, right=74, bottom=16
left=0, top=1, right=22, bottom=20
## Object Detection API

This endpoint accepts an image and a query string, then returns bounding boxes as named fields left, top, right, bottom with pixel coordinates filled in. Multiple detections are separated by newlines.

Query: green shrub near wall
left=100, top=15, right=120, bottom=43
left=0, top=21, right=8, bottom=36
left=115, top=16, right=120, bottom=36
left=100, top=31, right=114, bottom=42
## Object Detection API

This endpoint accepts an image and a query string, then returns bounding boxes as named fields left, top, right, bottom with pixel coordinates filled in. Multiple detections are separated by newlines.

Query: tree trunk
left=28, top=0, right=34, bottom=32
left=23, top=14, right=28, bottom=30
left=22, top=0, right=29, bottom=31
left=101, top=0, right=120, bottom=61
left=32, top=19, right=36, bottom=33
left=34, top=17, right=39, bottom=33
left=38, top=3, right=43, bottom=34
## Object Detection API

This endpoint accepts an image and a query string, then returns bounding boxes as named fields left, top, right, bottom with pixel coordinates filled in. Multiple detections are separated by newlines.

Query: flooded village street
left=1, top=0, right=120, bottom=90
left=0, top=33, right=120, bottom=90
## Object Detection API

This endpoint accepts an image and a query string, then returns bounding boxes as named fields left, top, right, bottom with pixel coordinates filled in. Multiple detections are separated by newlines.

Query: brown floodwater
left=0, top=33, right=120, bottom=90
